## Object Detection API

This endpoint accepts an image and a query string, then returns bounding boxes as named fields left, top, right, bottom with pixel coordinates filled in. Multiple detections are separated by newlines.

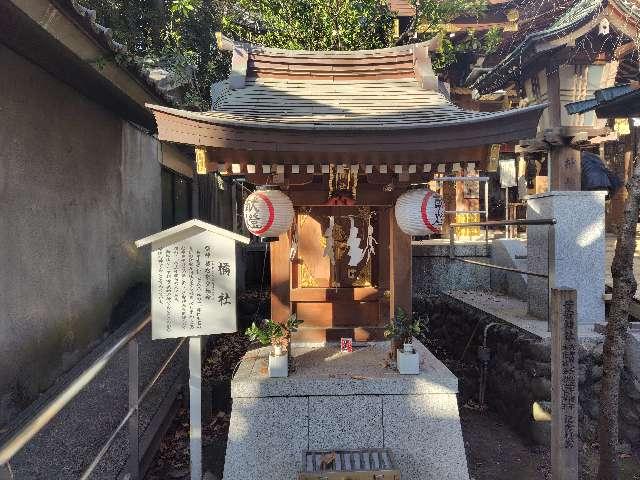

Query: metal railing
left=0, top=314, right=186, bottom=480
left=449, top=218, right=557, bottom=330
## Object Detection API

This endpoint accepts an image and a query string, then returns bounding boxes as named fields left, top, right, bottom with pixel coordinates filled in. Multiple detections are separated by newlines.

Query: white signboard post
left=499, top=158, right=517, bottom=188
left=499, top=158, right=517, bottom=237
left=136, top=220, right=249, bottom=480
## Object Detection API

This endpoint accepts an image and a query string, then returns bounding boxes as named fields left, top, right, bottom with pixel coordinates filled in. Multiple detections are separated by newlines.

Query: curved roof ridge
left=215, top=32, right=440, bottom=58
left=472, top=0, right=605, bottom=94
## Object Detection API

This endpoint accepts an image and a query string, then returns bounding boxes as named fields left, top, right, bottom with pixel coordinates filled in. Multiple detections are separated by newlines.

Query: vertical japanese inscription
left=551, top=288, right=578, bottom=480
left=151, top=231, right=237, bottom=339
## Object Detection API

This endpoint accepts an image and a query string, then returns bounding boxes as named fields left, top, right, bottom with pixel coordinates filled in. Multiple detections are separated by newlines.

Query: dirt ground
left=459, top=403, right=551, bottom=480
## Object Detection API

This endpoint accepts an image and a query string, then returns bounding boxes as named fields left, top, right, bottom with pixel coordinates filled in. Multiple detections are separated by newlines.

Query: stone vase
left=268, top=351, right=288, bottom=377
left=397, top=348, right=420, bottom=375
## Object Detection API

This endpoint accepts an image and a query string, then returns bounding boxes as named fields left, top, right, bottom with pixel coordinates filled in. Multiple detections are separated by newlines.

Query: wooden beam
left=288, top=190, right=395, bottom=206
left=270, top=231, right=291, bottom=324
left=390, top=206, right=412, bottom=320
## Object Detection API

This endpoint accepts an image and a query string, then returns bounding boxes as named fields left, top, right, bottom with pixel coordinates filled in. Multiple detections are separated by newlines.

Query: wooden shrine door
left=288, top=206, right=391, bottom=342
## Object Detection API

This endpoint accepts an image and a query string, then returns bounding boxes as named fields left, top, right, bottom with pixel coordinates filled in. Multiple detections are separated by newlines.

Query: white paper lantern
left=243, top=187, right=294, bottom=240
left=394, top=188, right=445, bottom=236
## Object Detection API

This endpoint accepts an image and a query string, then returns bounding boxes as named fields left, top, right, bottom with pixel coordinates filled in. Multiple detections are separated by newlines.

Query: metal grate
left=299, top=449, right=400, bottom=480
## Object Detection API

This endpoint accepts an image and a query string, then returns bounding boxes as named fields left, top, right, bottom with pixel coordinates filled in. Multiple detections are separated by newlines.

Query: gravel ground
left=3, top=311, right=186, bottom=479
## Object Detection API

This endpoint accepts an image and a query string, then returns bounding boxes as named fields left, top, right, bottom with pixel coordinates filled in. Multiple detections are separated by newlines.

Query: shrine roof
left=388, top=0, right=415, bottom=17
left=146, top=36, right=545, bottom=155
left=473, top=0, right=640, bottom=94
left=135, top=219, right=250, bottom=248
left=150, top=78, right=543, bottom=131
left=566, top=84, right=640, bottom=117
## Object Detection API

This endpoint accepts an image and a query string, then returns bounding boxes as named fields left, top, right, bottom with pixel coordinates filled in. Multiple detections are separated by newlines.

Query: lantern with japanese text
left=394, top=188, right=445, bottom=236
left=243, top=187, right=294, bottom=241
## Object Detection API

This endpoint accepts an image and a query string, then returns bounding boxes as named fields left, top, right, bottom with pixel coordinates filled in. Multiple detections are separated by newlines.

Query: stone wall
left=414, top=294, right=640, bottom=446
left=413, top=243, right=490, bottom=297
left=0, top=45, right=162, bottom=427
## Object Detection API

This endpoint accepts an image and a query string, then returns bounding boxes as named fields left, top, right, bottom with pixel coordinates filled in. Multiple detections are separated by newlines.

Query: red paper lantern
left=394, top=188, right=445, bottom=236
left=243, top=187, right=294, bottom=240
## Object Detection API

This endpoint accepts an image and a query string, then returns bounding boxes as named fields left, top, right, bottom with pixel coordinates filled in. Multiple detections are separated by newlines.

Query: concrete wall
left=0, top=44, right=161, bottom=426
left=490, top=238, right=528, bottom=301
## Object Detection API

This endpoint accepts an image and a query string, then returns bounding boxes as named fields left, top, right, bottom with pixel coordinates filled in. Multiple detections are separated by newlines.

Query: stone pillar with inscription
left=551, top=288, right=578, bottom=480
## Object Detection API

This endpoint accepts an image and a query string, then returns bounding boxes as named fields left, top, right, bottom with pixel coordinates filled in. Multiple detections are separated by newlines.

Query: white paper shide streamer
left=243, top=187, right=294, bottom=240
left=346, top=216, right=364, bottom=266
left=363, top=213, right=377, bottom=265
left=394, top=188, right=445, bottom=236
left=322, top=216, right=336, bottom=265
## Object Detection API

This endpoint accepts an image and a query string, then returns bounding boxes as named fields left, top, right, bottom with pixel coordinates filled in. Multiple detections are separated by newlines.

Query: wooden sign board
left=136, top=220, right=250, bottom=339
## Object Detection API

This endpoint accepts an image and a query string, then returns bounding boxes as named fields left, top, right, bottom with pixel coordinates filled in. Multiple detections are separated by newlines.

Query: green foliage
left=245, top=314, right=303, bottom=348
left=483, top=26, right=503, bottom=54
left=82, top=0, right=503, bottom=105
left=401, top=0, right=502, bottom=71
left=432, top=26, right=503, bottom=71
left=384, top=307, right=423, bottom=344
left=82, top=0, right=229, bottom=109
left=412, top=0, right=487, bottom=35
left=222, top=0, right=394, bottom=51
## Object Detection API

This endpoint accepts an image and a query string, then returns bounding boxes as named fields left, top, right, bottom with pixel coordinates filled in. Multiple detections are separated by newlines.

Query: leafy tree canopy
left=84, top=0, right=229, bottom=109
left=83, top=0, right=500, bottom=108
left=223, top=0, right=395, bottom=51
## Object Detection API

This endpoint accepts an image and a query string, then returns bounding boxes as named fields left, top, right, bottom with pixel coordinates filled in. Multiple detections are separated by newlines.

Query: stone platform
left=223, top=340, right=469, bottom=479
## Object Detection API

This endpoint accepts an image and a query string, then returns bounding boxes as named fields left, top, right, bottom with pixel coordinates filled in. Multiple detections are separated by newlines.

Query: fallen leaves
left=146, top=331, right=250, bottom=479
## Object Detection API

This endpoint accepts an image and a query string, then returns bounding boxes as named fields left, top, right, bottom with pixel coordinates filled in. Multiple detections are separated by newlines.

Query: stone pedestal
left=527, top=191, right=606, bottom=324
left=223, top=341, right=469, bottom=480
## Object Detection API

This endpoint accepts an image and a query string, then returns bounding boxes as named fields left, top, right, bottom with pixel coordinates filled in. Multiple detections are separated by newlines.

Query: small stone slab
left=231, top=340, right=458, bottom=399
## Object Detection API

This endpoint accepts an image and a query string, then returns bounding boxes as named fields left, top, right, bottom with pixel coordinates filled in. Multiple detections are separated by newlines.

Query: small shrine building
left=147, top=34, right=545, bottom=343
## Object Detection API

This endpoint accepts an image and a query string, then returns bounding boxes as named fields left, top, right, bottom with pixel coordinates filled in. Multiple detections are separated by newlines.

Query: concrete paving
left=1, top=310, right=186, bottom=479
left=447, top=290, right=603, bottom=340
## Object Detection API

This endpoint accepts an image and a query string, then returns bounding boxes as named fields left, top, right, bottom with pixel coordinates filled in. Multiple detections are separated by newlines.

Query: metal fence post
left=449, top=226, right=455, bottom=259
left=127, top=339, right=139, bottom=480
left=484, top=181, right=489, bottom=246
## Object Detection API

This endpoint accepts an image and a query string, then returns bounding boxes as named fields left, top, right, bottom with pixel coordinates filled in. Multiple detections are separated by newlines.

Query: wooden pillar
left=390, top=206, right=412, bottom=320
left=191, top=167, right=200, bottom=219
left=378, top=208, right=392, bottom=326
left=441, top=180, right=456, bottom=237
left=548, top=66, right=581, bottom=191
left=550, top=146, right=581, bottom=191
left=270, top=232, right=291, bottom=324
left=455, top=169, right=480, bottom=238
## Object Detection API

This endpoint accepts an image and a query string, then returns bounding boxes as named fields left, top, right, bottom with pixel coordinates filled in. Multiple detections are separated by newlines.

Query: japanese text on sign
left=151, top=230, right=237, bottom=339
